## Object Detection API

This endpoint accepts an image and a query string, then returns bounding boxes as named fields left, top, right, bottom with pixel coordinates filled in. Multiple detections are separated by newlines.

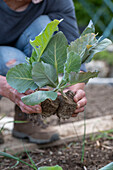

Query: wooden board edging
left=0, top=114, right=113, bottom=154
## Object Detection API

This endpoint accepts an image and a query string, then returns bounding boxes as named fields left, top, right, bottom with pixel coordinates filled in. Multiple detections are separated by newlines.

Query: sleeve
left=45, top=0, right=86, bottom=72
left=46, top=0, right=79, bottom=42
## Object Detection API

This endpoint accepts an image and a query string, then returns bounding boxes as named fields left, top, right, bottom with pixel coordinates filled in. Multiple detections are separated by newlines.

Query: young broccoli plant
left=6, top=19, right=112, bottom=119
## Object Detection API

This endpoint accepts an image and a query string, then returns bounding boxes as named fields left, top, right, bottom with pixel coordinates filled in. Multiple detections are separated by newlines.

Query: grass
left=93, top=50, right=113, bottom=66
left=91, top=129, right=113, bottom=141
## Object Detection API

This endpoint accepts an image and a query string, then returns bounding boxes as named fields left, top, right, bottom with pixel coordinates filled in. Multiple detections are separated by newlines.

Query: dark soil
left=0, top=84, right=113, bottom=169
left=56, top=91, right=77, bottom=119
left=45, top=84, right=113, bottom=125
left=0, top=137, right=113, bottom=170
left=41, top=91, right=76, bottom=119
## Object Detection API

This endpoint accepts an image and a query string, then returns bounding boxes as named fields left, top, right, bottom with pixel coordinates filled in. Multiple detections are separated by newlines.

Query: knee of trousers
left=15, top=15, right=52, bottom=57
left=0, top=46, right=26, bottom=76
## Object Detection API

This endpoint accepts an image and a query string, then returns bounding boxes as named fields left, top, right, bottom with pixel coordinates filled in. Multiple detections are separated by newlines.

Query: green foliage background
left=73, top=0, right=113, bottom=66
left=73, top=0, right=113, bottom=36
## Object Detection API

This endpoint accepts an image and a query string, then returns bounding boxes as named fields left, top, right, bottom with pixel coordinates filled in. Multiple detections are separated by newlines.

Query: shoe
left=12, top=105, right=60, bottom=144
left=0, top=131, right=4, bottom=144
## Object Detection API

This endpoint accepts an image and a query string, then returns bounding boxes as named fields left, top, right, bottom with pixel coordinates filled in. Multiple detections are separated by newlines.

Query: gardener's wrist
left=0, top=75, right=7, bottom=97
left=0, top=75, right=14, bottom=98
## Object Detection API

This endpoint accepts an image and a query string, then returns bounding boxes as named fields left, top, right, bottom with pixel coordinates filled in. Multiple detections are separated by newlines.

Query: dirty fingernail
left=77, top=103, right=80, bottom=109
left=74, top=96, right=78, bottom=102
left=36, top=108, right=41, bottom=112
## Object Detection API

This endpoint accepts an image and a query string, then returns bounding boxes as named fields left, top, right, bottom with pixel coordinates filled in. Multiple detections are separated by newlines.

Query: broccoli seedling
left=6, top=19, right=112, bottom=118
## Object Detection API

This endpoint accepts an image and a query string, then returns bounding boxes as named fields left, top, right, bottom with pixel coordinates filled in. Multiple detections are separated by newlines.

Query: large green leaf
left=82, top=38, right=112, bottom=63
left=32, top=62, right=57, bottom=88
left=38, top=165, right=63, bottom=170
left=6, top=63, right=37, bottom=93
left=68, top=33, right=97, bottom=59
left=91, top=38, right=112, bottom=54
left=21, top=91, right=57, bottom=105
left=64, top=51, right=81, bottom=73
left=81, top=20, right=95, bottom=36
left=69, top=71, right=99, bottom=85
left=41, top=31, right=68, bottom=73
left=30, top=19, right=62, bottom=62
left=59, top=51, right=81, bottom=88
left=99, top=162, right=113, bottom=170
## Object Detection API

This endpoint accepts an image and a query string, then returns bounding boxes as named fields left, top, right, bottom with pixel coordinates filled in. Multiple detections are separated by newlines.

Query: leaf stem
left=54, top=43, right=59, bottom=85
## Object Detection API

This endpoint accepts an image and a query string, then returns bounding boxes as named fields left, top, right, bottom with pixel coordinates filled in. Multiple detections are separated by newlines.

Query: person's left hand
left=65, top=83, right=87, bottom=117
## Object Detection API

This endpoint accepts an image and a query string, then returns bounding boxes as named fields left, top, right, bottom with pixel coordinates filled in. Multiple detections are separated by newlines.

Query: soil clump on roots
left=29, top=91, right=77, bottom=123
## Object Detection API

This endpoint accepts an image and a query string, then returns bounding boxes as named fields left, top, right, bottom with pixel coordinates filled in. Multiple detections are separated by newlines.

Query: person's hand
left=0, top=76, right=42, bottom=114
left=8, top=88, right=42, bottom=114
left=65, top=83, right=87, bottom=117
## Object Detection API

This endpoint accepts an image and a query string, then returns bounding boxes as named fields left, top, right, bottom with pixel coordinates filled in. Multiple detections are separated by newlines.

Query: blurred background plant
left=73, top=0, right=113, bottom=76
left=73, top=0, right=113, bottom=41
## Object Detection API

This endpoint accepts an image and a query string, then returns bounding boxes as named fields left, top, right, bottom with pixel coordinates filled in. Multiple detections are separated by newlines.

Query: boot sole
left=12, top=130, right=60, bottom=144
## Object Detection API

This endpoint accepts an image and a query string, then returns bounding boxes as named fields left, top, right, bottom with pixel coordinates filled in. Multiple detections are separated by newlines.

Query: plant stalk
left=81, top=108, right=86, bottom=163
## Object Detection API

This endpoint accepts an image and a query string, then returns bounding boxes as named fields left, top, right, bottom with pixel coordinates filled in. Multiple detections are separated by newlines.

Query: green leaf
left=64, top=51, right=81, bottom=73
left=81, top=48, right=90, bottom=63
left=59, top=51, right=81, bottom=87
left=38, top=165, right=63, bottom=170
left=24, top=146, right=37, bottom=169
left=32, top=62, right=57, bottom=88
left=22, top=91, right=57, bottom=106
left=99, top=162, right=113, bottom=170
left=30, top=19, right=62, bottom=62
left=29, top=49, right=37, bottom=64
left=0, top=152, right=36, bottom=169
left=82, top=38, right=112, bottom=63
left=69, top=71, right=99, bottom=85
left=68, top=33, right=97, bottom=59
left=91, top=38, right=112, bottom=54
left=41, top=31, right=68, bottom=73
left=6, top=63, right=37, bottom=93
left=0, top=152, right=19, bottom=161
left=10, top=161, right=20, bottom=169
left=81, top=20, right=95, bottom=36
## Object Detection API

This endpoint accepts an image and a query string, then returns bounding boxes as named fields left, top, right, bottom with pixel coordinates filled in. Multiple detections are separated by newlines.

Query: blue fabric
left=0, top=46, right=26, bottom=76
left=0, top=0, right=86, bottom=78
left=15, top=15, right=51, bottom=57
left=0, top=0, right=79, bottom=45
left=0, top=15, right=51, bottom=76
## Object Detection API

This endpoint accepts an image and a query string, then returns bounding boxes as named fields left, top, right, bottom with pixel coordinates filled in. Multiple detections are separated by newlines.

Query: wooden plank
left=0, top=115, right=113, bottom=154
left=55, top=114, right=113, bottom=137
left=88, top=77, right=113, bottom=84
left=0, top=117, right=13, bottom=132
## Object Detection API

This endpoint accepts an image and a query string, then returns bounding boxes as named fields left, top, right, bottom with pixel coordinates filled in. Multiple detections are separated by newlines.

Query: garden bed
left=0, top=135, right=113, bottom=169
left=0, top=84, right=113, bottom=169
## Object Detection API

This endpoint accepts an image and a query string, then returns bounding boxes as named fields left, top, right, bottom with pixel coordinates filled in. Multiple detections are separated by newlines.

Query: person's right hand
left=0, top=76, right=42, bottom=114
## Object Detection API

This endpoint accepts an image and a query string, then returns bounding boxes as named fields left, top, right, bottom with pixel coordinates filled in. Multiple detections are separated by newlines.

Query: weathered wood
left=88, top=77, right=113, bottom=84
left=0, top=117, right=13, bottom=132
left=55, top=114, right=113, bottom=137
left=0, top=115, right=113, bottom=154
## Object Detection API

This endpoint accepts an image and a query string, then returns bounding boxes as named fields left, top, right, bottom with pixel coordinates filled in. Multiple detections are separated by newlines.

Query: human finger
left=74, top=89, right=86, bottom=103
left=40, top=88, right=49, bottom=91
left=76, top=97, right=87, bottom=109
left=18, top=101, right=42, bottom=114
left=74, top=106, right=85, bottom=114
left=24, top=89, right=34, bottom=95
left=71, top=113, right=78, bottom=117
